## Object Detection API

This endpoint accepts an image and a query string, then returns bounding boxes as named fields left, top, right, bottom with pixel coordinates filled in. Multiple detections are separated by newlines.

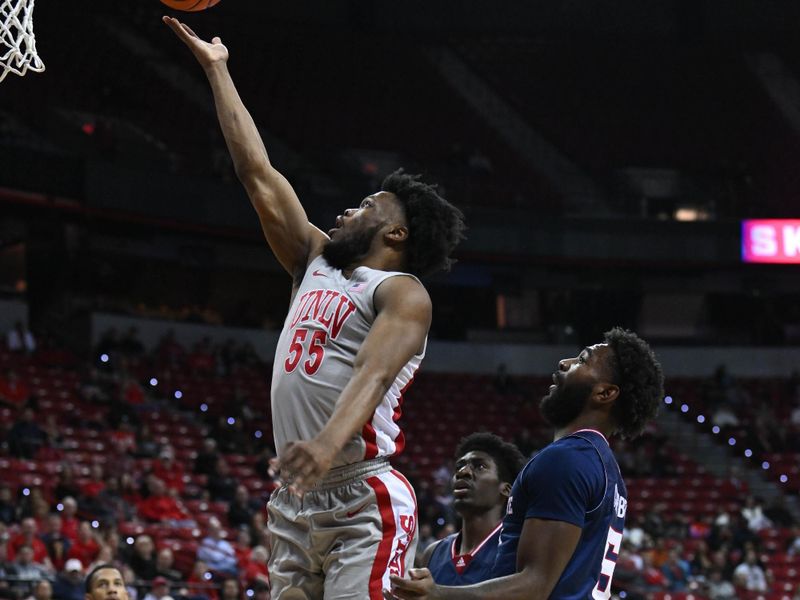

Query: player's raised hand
left=278, top=439, right=335, bottom=496
left=162, top=16, right=228, bottom=69
left=383, top=569, right=439, bottom=600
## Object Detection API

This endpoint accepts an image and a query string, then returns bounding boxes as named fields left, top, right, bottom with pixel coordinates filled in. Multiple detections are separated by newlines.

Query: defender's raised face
left=540, top=343, right=615, bottom=428
left=451, top=450, right=509, bottom=515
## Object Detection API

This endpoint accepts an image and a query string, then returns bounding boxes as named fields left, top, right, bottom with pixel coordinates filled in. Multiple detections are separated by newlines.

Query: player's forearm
left=436, top=572, right=549, bottom=600
left=204, top=63, right=274, bottom=185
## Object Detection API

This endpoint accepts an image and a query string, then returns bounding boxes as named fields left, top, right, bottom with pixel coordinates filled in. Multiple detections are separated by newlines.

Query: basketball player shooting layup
left=385, top=328, right=663, bottom=600
left=164, top=16, right=465, bottom=600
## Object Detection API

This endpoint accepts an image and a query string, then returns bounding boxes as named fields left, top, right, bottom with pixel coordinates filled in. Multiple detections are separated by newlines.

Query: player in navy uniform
left=385, top=327, right=663, bottom=600
left=418, top=433, right=525, bottom=585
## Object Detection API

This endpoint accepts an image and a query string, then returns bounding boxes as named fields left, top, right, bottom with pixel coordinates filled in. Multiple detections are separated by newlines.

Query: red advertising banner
left=742, top=219, right=800, bottom=263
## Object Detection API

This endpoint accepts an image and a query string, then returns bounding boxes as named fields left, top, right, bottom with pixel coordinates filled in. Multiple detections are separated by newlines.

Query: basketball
left=159, top=0, right=222, bottom=12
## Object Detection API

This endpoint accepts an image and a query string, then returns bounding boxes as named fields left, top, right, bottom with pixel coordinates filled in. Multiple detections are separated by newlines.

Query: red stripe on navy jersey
left=366, top=475, right=396, bottom=600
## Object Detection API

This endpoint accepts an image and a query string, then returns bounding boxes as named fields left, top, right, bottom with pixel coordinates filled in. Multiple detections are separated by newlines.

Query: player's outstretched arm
left=384, top=518, right=582, bottom=600
left=279, top=276, right=431, bottom=491
left=163, top=16, right=326, bottom=277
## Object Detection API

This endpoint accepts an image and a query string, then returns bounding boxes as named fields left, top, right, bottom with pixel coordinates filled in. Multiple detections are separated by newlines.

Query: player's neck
left=342, top=249, right=406, bottom=277
left=554, top=415, right=615, bottom=442
left=458, top=507, right=504, bottom=555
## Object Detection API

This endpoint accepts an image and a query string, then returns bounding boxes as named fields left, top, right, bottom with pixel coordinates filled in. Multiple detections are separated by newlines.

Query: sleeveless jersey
left=493, top=429, right=627, bottom=599
left=428, top=523, right=502, bottom=586
left=271, top=255, right=425, bottom=468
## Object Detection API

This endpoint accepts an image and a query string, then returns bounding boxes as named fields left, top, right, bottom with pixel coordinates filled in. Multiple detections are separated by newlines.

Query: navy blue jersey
left=493, top=429, right=627, bottom=599
left=428, top=524, right=502, bottom=586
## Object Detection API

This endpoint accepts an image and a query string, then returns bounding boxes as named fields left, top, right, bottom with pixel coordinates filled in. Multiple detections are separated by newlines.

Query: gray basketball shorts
left=267, top=458, right=418, bottom=600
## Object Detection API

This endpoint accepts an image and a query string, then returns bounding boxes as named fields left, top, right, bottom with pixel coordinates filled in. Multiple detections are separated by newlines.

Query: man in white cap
left=53, top=558, right=84, bottom=600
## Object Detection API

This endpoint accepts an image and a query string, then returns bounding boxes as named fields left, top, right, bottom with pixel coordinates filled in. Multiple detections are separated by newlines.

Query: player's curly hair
left=603, top=327, right=664, bottom=440
left=454, top=432, right=526, bottom=485
left=381, top=170, right=466, bottom=277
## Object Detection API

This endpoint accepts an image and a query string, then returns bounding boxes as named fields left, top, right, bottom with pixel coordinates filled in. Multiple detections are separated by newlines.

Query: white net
left=0, top=0, right=44, bottom=82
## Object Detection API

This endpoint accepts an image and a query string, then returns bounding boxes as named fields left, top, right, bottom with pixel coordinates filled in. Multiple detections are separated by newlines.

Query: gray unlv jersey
left=271, top=255, right=426, bottom=468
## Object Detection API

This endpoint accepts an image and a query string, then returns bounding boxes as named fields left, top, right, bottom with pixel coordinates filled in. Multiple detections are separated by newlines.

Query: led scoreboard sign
left=742, top=219, right=800, bottom=264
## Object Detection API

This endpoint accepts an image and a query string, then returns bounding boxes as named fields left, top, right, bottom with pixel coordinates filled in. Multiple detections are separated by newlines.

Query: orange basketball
left=159, top=0, right=222, bottom=11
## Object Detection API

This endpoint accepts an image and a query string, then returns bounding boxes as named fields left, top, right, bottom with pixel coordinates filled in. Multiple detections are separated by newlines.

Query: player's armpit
left=415, top=539, right=441, bottom=569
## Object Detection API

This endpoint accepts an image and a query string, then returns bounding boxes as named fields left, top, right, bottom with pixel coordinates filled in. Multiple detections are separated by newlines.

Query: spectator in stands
left=9, top=545, right=53, bottom=592
left=152, top=447, right=185, bottom=495
left=154, top=549, right=181, bottom=584
left=52, top=559, right=84, bottom=600
left=41, top=515, right=70, bottom=572
left=120, top=565, right=138, bottom=600
left=136, top=478, right=192, bottom=526
left=66, top=523, right=100, bottom=567
left=733, top=549, right=768, bottom=593
left=87, top=546, right=114, bottom=574
left=0, top=485, right=17, bottom=525
left=90, top=476, right=135, bottom=525
left=27, top=580, right=53, bottom=600
left=206, top=459, right=236, bottom=504
left=252, top=447, right=276, bottom=482
left=8, top=407, right=47, bottom=458
left=54, top=469, right=81, bottom=507
left=787, top=527, right=800, bottom=556
left=240, top=546, right=269, bottom=589
left=129, top=536, right=157, bottom=582
left=741, top=496, right=772, bottom=531
left=81, top=465, right=106, bottom=500
left=0, top=369, right=31, bottom=408
left=81, top=369, right=111, bottom=406
left=232, top=528, right=251, bottom=570
left=134, top=426, right=159, bottom=459
left=194, top=440, right=219, bottom=477
left=689, top=540, right=713, bottom=575
left=120, top=374, right=146, bottom=407
left=142, top=577, right=173, bottom=600
left=250, top=581, right=269, bottom=600
left=7, top=322, right=36, bottom=354
left=706, top=568, right=736, bottom=600
left=59, top=499, right=79, bottom=543
left=197, top=517, right=237, bottom=576
left=184, top=560, right=215, bottom=600
left=226, top=487, right=255, bottom=530
left=218, top=580, right=238, bottom=600
left=101, top=530, right=123, bottom=565
left=10, top=519, right=51, bottom=567
left=660, top=547, right=691, bottom=592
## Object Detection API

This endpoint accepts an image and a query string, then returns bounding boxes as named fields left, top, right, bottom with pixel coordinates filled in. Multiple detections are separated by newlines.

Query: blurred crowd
left=2, top=323, right=800, bottom=600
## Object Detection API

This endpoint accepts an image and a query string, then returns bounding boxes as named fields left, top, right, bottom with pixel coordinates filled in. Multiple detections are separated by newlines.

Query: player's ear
left=592, top=383, right=619, bottom=407
left=384, top=224, right=409, bottom=244
left=500, top=481, right=512, bottom=498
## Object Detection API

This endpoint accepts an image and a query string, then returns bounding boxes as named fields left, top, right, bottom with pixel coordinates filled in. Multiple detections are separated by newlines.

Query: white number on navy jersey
left=592, top=526, right=623, bottom=600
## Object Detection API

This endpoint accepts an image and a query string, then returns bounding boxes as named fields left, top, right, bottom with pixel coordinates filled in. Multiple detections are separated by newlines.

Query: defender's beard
left=539, top=379, right=593, bottom=428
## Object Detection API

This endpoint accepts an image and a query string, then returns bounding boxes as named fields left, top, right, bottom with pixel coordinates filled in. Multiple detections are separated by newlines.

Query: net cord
left=0, top=0, right=45, bottom=82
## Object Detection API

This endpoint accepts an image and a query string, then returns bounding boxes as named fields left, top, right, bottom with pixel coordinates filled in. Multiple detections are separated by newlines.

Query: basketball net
left=0, top=0, right=44, bottom=82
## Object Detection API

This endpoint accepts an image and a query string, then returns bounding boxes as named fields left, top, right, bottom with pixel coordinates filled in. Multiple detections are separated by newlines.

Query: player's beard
left=322, top=224, right=382, bottom=271
left=539, top=379, right=593, bottom=428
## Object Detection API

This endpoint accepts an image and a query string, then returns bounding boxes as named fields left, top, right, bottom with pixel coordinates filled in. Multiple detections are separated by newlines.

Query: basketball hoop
left=0, top=0, right=44, bottom=82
